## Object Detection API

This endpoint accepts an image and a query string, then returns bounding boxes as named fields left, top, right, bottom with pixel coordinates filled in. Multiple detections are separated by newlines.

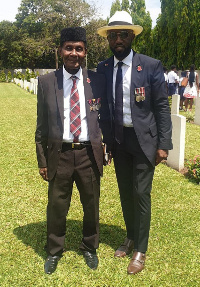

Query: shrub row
left=0, top=69, right=39, bottom=82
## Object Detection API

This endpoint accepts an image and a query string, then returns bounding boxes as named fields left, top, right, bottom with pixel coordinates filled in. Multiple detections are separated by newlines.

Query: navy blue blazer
left=97, top=51, right=173, bottom=166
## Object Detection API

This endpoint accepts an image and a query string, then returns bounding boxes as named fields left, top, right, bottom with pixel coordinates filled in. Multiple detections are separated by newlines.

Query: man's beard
left=110, top=46, right=131, bottom=60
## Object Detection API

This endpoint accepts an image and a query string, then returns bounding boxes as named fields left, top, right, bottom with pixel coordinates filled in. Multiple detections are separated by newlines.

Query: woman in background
left=179, top=70, right=187, bottom=110
left=183, top=64, right=199, bottom=111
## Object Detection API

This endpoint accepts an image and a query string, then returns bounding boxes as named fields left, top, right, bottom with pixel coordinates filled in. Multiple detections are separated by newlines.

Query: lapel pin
left=137, top=65, right=142, bottom=72
left=87, top=77, right=91, bottom=83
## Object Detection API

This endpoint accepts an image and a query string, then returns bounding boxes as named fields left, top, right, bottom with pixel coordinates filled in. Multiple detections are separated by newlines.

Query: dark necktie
left=70, top=76, right=81, bottom=142
left=115, top=61, right=123, bottom=143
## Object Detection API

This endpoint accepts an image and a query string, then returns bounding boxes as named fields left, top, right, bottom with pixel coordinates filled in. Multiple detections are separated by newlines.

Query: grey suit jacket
left=97, top=51, right=173, bottom=166
left=35, top=67, right=106, bottom=180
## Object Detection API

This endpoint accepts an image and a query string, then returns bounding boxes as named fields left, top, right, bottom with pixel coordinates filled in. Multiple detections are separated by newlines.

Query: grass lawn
left=0, top=83, right=200, bottom=286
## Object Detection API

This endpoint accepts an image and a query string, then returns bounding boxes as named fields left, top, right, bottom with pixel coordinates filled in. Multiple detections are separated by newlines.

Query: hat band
left=108, top=21, right=133, bottom=26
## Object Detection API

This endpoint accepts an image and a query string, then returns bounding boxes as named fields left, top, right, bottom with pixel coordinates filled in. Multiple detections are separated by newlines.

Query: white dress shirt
left=113, top=50, right=133, bottom=127
left=168, top=70, right=178, bottom=83
left=62, top=66, right=89, bottom=142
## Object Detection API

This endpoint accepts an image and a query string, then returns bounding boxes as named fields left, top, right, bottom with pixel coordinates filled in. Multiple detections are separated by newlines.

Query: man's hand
left=39, top=167, right=48, bottom=181
left=155, top=149, right=168, bottom=166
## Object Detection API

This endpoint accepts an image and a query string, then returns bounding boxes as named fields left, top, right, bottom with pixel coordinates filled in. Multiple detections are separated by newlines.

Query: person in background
left=35, top=27, right=108, bottom=274
left=178, top=70, right=187, bottom=110
left=97, top=11, right=173, bottom=275
left=168, top=65, right=179, bottom=96
left=175, top=70, right=179, bottom=94
left=163, top=66, right=168, bottom=92
left=183, top=64, right=199, bottom=111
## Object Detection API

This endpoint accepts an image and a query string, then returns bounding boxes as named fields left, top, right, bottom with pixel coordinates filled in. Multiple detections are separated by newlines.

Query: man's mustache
left=114, top=44, right=124, bottom=48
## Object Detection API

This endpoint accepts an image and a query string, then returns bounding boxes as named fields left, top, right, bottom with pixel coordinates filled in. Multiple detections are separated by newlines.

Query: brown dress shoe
left=127, top=251, right=146, bottom=275
left=114, top=238, right=134, bottom=257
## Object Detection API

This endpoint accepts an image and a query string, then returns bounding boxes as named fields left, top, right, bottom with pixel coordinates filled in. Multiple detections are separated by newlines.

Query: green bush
left=185, top=110, right=195, bottom=122
left=0, top=70, right=6, bottom=82
left=25, top=68, right=31, bottom=81
left=30, top=70, right=36, bottom=79
left=15, top=71, right=24, bottom=80
left=186, top=155, right=200, bottom=183
left=7, top=71, right=12, bottom=82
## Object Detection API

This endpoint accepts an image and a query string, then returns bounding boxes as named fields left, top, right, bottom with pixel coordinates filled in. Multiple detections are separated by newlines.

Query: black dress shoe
left=82, top=251, right=98, bottom=270
left=44, top=255, right=60, bottom=274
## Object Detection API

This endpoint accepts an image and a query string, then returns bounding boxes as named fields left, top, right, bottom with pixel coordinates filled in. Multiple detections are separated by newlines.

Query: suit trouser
left=47, top=145, right=100, bottom=256
left=113, top=127, right=155, bottom=253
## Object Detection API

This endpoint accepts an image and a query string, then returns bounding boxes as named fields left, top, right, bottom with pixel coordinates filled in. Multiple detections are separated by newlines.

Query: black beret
left=60, top=27, right=86, bottom=46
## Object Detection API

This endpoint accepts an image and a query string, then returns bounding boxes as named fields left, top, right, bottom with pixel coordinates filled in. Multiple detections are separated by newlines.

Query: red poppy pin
left=105, top=63, right=108, bottom=66
left=87, top=78, right=91, bottom=83
left=137, top=65, right=142, bottom=72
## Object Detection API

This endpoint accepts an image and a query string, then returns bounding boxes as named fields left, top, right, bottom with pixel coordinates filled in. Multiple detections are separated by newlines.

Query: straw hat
left=97, top=11, right=143, bottom=37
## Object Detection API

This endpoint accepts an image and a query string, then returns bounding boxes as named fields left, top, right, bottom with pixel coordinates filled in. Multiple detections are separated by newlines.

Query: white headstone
left=194, top=95, right=200, bottom=125
left=167, top=94, right=186, bottom=171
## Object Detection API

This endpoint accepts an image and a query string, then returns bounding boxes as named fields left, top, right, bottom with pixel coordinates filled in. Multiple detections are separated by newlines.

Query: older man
left=35, top=27, right=107, bottom=274
left=97, top=11, right=173, bottom=275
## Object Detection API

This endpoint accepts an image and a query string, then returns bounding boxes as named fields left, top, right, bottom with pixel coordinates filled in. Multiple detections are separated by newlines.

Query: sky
left=0, top=0, right=161, bottom=27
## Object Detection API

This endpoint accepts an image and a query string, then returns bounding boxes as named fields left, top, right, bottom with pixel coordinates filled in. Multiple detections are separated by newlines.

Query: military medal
left=135, top=87, right=145, bottom=102
left=88, top=98, right=101, bottom=111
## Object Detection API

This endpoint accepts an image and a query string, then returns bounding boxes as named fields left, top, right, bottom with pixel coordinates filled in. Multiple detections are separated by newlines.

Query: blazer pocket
left=149, top=122, right=157, bottom=137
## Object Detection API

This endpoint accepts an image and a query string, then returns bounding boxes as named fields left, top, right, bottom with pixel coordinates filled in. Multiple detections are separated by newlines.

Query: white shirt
left=113, top=50, right=133, bottom=127
left=62, top=66, right=89, bottom=142
left=168, top=70, right=178, bottom=83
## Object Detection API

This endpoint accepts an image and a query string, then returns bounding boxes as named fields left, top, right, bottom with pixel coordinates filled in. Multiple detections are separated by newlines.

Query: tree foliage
left=130, top=0, right=152, bottom=55
left=0, top=0, right=109, bottom=69
left=121, top=0, right=130, bottom=12
left=153, top=0, right=200, bottom=69
left=110, top=0, right=121, bottom=17
left=1, top=0, right=200, bottom=70
left=85, top=19, right=109, bottom=69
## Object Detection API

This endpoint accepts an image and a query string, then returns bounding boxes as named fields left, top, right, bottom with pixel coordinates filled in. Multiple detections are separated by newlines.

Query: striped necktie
left=70, top=76, right=81, bottom=142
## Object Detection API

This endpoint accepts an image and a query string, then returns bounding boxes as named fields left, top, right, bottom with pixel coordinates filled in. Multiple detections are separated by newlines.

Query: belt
left=62, top=141, right=91, bottom=150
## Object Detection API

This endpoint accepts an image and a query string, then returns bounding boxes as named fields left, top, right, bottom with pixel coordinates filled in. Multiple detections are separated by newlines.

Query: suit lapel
left=82, top=68, right=93, bottom=132
left=130, top=52, right=141, bottom=109
left=104, top=57, right=114, bottom=105
left=54, top=68, right=64, bottom=131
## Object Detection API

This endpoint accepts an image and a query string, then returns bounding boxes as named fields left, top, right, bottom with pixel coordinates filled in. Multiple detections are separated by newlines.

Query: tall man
left=35, top=27, right=107, bottom=274
left=97, top=11, right=173, bottom=275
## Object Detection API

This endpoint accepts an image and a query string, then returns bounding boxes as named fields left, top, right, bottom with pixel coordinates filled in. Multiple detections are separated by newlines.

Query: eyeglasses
left=107, top=31, right=131, bottom=41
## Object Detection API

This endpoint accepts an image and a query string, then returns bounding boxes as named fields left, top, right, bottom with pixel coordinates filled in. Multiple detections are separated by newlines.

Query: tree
left=121, top=0, right=130, bottom=12
left=85, top=19, right=109, bottom=69
left=0, top=0, right=109, bottom=69
left=110, top=0, right=121, bottom=17
left=154, top=0, right=200, bottom=69
left=14, top=0, right=96, bottom=69
left=130, top=0, right=152, bottom=55
left=0, top=21, right=21, bottom=68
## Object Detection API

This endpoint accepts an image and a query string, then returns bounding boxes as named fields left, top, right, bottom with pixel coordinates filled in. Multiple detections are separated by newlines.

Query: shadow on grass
left=13, top=220, right=126, bottom=259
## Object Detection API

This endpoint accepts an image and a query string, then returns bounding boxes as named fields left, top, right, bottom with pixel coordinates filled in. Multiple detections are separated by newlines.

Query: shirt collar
left=114, top=50, right=133, bottom=68
left=63, top=65, right=82, bottom=81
